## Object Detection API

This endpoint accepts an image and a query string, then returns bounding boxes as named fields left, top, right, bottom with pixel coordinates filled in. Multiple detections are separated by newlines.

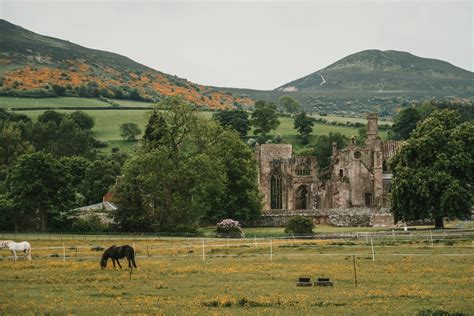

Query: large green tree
left=389, top=107, right=422, bottom=140
left=7, top=152, right=76, bottom=232
left=113, top=97, right=261, bottom=232
left=213, top=109, right=250, bottom=137
left=293, top=111, right=314, bottom=143
left=391, top=110, right=473, bottom=229
left=82, top=160, right=121, bottom=205
left=278, top=95, right=301, bottom=113
left=120, top=122, right=142, bottom=141
left=250, top=101, right=280, bottom=139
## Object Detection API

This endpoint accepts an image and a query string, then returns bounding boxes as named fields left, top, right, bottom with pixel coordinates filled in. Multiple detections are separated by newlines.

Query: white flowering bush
left=215, top=219, right=245, bottom=238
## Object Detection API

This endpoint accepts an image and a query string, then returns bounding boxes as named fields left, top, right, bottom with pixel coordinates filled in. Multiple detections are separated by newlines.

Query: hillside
left=222, top=50, right=473, bottom=118
left=277, top=50, right=474, bottom=94
left=0, top=19, right=253, bottom=109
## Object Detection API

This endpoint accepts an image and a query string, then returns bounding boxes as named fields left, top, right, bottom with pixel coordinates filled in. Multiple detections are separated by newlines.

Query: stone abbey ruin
left=256, top=114, right=399, bottom=227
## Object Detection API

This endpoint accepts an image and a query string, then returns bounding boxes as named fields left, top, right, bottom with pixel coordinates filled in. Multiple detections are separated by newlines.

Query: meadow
left=1, top=96, right=389, bottom=152
left=0, top=234, right=473, bottom=315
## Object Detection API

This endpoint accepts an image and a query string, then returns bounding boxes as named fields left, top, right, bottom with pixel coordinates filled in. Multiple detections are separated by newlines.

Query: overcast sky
left=1, top=0, right=473, bottom=90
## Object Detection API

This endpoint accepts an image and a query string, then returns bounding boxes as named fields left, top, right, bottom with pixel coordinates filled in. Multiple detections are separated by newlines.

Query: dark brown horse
left=100, top=245, right=137, bottom=270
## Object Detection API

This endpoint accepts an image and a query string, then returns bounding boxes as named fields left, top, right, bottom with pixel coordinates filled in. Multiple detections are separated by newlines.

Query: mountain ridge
left=277, top=49, right=473, bottom=93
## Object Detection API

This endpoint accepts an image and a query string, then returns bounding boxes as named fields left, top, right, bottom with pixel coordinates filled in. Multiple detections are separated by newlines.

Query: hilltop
left=277, top=49, right=473, bottom=94
left=223, top=50, right=473, bottom=117
left=0, top=19, right=253, bottom=109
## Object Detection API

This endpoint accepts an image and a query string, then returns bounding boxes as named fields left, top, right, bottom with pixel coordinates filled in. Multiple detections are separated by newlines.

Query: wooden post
left=62, top=243, right=66, bottom=262
left=254, top=236, right=258, bottom=248
left=430, top=229, right=433, bottom=246
left=270, top=240, right=273, bottom=261
left=365, top=232, right=369, bottom=245
left=371, top=238, right=375, bottom=261
left=352, top=255, right=358, bottom=287
left=75, top=246, right=78, bottom=257
left=146, top=245, right=150, bottom=257
left=202, top=240, right=205, bottom=261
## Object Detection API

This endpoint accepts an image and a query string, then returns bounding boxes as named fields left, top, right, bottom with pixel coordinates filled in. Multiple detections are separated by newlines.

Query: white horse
left=0, top=240, right=32, bottom=261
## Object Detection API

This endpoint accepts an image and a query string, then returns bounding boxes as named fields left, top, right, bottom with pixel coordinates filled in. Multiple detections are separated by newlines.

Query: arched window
left=296, top=163, right=311, bottom=176
left=271, top=172, right=283, bottom=209
left=295, top=186, right=308, bottom=209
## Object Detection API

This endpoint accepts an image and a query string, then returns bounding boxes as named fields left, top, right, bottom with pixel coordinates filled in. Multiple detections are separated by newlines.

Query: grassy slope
left=0, top=237, right=472, bottom=314
left=3, top=97, right=388, bottom=152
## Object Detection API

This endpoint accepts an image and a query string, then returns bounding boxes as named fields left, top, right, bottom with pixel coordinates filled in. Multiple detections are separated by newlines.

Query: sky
left=1, top=0, right=473, bottom=90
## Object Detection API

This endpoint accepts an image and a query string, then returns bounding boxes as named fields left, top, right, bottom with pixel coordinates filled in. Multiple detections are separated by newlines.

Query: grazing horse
left=0, top=240, right=32, bottom=261
left=100, top=245, right=137, bottom=270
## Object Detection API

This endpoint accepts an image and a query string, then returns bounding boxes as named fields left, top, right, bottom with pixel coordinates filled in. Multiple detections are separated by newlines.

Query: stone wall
left=254, top=207, right=394, bottom=227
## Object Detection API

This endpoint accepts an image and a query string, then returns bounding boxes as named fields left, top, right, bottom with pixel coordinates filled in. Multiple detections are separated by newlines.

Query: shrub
left=285, top=216, right=314, bottom=235
left=215, top=219, right=244, bottom=238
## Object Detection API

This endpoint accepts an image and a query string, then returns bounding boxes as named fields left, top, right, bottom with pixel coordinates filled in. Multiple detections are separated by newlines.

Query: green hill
left=277, top=49, right=473, bottom=94
left=0, top=19, right=253, bottom=109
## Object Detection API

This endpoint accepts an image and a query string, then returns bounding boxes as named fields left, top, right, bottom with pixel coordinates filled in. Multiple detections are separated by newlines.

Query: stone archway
left=295, top=185, right=308, bottom=210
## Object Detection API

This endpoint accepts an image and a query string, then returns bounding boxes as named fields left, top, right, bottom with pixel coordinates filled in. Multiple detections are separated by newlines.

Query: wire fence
left=1, top=230, right=473, bottom=262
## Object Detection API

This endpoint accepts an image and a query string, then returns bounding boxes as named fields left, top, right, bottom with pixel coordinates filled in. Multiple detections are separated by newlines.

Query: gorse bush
left=215, top=219, right=244, bottom=238
left=284, top=216, right=315, bottom=235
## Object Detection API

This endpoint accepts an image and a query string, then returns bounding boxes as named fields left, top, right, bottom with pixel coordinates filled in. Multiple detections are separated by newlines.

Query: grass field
left=0, top=235, right=473, bottom=315
left=0, top=96, right=114, bottom=109
left=2, top=96, right=388, bottom=152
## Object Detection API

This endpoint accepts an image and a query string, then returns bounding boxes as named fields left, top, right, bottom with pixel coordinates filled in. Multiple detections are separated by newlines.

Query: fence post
left=202, top=240, right=205, bottom=261
left=352, top=255, right=358, bottom=287
left=254, top=235, right=258, bottom=248
left=430, top=229, right=433, bottom=246
left=365, top=232, right=368, bottom=245
left=63, top=243, right=66, bottom=262
left=270, top=239, right=273, bottom=261
left=146, top=245, right=150, bottom=257
left=370, top=238, right=375, bottom=261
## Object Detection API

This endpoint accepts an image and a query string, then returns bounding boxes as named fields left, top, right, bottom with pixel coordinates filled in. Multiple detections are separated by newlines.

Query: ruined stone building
left=256, top=114, right=400, bottom=227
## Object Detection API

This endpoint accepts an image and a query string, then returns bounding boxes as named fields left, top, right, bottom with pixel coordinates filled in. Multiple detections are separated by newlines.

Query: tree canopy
left=113, top=97, right=261, bottom=232
left=390, top=109, right=473, bottom=229
left=250, top=101, right=280, bottom=140
left=293, top=111, right=314, bottom=143
left=278, top=95, right=301, bottom=113
left=213, top=109, right=250, bottom=137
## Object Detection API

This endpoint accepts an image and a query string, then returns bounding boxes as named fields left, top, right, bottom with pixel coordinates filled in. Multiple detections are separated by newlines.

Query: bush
left=284, top=216, right=315, bottom=235
left=215, top=219, right=244, bottom=238
left=71, top=212, right=110, bottom=232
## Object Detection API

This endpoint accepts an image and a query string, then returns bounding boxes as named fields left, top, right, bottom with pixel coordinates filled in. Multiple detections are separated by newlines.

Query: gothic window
left=364, top=192, right=373, bottom=207
left=295, top=163, right=311, bottom=176
left=270, top=172, right=283, bottom=209
left=295, top=186, right=308, bottom=209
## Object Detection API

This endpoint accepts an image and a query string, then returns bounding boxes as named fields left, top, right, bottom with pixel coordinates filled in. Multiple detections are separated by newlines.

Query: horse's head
left=100, top=257, right=108, bottom=269
left=0, top=240, right=13, bottom=249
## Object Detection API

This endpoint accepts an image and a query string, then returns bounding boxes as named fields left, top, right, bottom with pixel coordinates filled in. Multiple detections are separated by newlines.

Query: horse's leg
left=112, top=258, right=116, bottom=268
left=11, top=250, right=17, bottom=261
left=132, top=256, right=137, bottom=268
left=127, top=256, right=131, bottom=268
left=116, top=258, right=122, bottom=269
